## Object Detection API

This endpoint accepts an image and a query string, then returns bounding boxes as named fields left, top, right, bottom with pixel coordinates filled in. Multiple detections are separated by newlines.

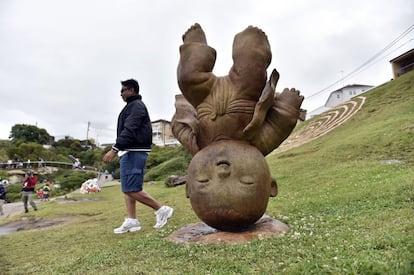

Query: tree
left=52, top=137, right=86, bottom=156
left=0, top=139, right=11, bottom=160
left=10, top=124, right=53, bottom=145
left=5, top=142, right=49, bottom=161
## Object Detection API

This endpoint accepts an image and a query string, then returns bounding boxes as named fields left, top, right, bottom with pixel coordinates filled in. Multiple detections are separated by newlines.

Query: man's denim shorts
left=119, top=151, right=148, bottom=193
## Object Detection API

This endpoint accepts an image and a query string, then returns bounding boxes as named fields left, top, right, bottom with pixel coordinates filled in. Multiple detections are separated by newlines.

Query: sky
left=1, top=0, right=413, bottom=145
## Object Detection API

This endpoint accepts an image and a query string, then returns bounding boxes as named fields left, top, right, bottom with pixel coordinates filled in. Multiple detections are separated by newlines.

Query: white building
left=307, top=84, right=373, bottom=119
left=151, top=119, right=180, bottom=147
left=99, top=119, right=180, bottom=148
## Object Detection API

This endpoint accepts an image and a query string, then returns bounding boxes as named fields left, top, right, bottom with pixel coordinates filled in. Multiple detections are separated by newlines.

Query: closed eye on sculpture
left=196, top=176, right=210, bottom=184
left=240, top=175, right=255, bottom=185
left=196, top=177, right=210, bottom=190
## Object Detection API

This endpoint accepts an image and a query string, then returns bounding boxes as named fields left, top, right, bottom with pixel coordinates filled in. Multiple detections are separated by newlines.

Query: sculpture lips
left=216, top=160, right=230, bottom=166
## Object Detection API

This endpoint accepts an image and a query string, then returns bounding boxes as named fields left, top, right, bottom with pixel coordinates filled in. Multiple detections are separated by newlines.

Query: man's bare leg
left=124, top=194, right=137, bottom=219
left=125, top=191, right=162, bottom=218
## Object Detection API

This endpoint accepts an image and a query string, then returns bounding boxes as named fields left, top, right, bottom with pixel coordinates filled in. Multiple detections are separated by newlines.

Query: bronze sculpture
left=172, top=23, right=304, bottom=231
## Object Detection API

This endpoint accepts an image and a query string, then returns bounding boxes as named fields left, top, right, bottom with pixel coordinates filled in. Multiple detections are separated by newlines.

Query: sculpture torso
left=196, top=76, right=257, bottom=148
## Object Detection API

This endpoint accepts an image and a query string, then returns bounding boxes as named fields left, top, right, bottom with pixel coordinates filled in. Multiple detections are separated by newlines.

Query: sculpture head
left=186, top=140, right=277, bottom=231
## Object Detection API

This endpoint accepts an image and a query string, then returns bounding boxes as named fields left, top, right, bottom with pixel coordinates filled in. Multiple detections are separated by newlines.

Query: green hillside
left=0, top=71, right=413, bottom=274
left=280, top=69, right=413, bottom=163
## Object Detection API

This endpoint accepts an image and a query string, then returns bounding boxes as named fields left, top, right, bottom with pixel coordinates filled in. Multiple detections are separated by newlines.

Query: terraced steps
left=275, top=96, right=366, bottom=153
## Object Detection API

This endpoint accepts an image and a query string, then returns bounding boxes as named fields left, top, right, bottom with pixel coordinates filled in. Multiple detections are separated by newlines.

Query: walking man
left=103, top=79, right=173, bottom=234
left=22, top=171, right=38, bottom=213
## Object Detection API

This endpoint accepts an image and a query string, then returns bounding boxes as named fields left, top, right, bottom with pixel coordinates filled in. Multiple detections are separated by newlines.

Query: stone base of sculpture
left=166, top=215, right=288, bottom=244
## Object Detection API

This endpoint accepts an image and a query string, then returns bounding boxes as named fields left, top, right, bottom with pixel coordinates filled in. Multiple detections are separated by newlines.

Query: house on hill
left=390, top=48, right=414, bottom=78
left=99, top=119, right=180, bottom=148
left=325, top=84, right=373, bottom=108
left=307, top=84, right=373, bottom=119
left=151, top=119, right=179, bottom=147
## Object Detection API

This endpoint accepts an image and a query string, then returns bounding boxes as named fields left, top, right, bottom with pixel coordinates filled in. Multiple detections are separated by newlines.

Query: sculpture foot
left=182, top=23, right=207, bottom=44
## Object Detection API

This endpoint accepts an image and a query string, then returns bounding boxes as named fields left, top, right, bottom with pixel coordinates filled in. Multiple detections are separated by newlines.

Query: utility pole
left=86, top=121, right=90, bottom=146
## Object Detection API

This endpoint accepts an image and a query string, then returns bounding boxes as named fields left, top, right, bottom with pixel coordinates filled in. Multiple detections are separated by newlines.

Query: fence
left=0, top=160, right=97, bottom=171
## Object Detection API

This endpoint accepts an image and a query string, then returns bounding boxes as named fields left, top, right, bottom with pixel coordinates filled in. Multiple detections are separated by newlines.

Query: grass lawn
left=1, top=71, right=413, bottom=274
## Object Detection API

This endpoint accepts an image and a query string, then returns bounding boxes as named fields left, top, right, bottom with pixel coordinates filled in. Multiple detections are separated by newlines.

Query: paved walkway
left=0, top=201, right=29, bottom=219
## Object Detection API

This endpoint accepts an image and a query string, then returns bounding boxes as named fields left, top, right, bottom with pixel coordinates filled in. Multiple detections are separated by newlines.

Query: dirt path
left=0, top=181, right=120, bottom=235
left=0, top=198, right=78, bottom=235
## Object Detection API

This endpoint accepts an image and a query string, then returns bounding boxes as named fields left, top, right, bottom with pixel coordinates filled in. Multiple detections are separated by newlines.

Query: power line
left=307, top=23, right=414, bottom=99
left=355, top=38, right=414, bottom=75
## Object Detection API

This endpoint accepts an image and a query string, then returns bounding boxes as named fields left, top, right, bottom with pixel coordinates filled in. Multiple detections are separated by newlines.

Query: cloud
left=0, top=0, right=413, bottom=144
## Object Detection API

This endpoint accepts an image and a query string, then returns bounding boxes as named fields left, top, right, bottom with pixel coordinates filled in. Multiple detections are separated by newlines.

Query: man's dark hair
left=121, top=79, right=140, bottom=94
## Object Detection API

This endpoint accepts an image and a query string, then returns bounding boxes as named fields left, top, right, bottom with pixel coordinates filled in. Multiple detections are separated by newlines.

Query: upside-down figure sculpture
left=172, top=23, right=305, bottom=231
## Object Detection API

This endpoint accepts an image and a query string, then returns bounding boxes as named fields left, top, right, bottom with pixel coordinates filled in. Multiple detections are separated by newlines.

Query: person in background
left=37, top=188, right=44, bottom=201
left=42, top=183, right=51, bottom=201
left=103, top=78, right=173, bottom=234
left=22, top=171, right=38, bottom=213
left=0, top=182, right=7, bottom=215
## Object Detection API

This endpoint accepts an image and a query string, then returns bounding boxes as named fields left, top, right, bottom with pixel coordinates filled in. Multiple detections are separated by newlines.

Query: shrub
left=54, top=171, right=96, bottom=194
left=146, top=145, right=191, bottom=169
left=144, top=155, right=189, bottom=183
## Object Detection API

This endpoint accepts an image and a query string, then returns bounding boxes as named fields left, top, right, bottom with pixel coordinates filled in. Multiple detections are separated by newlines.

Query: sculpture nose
left=217, top=161, right=231, bottom=178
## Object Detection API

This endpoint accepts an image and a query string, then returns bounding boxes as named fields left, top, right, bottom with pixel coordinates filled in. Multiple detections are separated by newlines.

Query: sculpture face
left=186, top=140, right=275, bottom=231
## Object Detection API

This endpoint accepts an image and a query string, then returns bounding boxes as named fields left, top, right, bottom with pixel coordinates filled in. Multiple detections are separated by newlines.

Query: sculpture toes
left=182, top=23, right=207, bottom=44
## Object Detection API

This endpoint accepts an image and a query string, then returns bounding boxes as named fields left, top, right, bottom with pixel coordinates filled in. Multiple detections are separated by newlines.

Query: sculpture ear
left=270, top=177, right=278, bottom=197
left=186, top=182, right=190, bottom=198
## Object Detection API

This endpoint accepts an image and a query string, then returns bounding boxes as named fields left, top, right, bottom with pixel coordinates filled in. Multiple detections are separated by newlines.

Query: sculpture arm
left=251, top=88, right=304, bottom=156
left=243, top=69, right=279, bottom=139
left=171, top=95, right=200, bottom=155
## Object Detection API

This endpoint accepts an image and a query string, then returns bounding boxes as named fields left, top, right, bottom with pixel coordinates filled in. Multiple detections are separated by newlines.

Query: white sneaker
left=154, top=206, right=174, bottom=228
left=114, top=218, right=141, bottom=234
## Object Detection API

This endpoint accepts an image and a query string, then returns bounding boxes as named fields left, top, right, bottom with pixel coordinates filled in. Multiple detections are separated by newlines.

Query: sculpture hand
left=276, top=87, right=304, bottom=110
left=243, top=69, right=279, bottom=139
